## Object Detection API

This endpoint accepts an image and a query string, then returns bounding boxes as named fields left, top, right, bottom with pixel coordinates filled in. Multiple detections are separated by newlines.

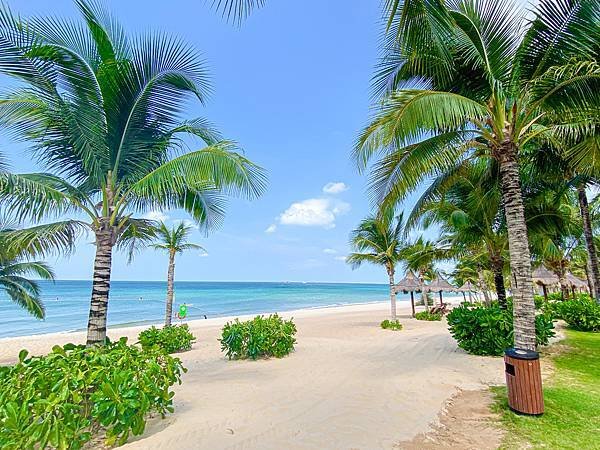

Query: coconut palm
left=408, top=160, right=510, bottom=307
left=347, top=209, right=406, bottom=320
left=0, top=1, right=267, bottom=345
left=354, top=0, right=599, bottom=350
left=0, top=230, right=53, bottom=319
left=151, top=221, right=204, bottom=327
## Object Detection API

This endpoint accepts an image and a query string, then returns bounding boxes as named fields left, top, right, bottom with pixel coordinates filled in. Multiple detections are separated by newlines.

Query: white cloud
left=199, top=252, right=209, bottom=257
left=323, top=248, right=338, bottom=254
left=322, top=182, right=349, bottom=195
left=278, top=198, right=350, bottom=229
left=334, top=255, right=348, bottom=262
left=182, top=219, right=200, bottom=230
left=143, top=210, right=168, bottom=222
left=265, top=224, right=277, bottom=233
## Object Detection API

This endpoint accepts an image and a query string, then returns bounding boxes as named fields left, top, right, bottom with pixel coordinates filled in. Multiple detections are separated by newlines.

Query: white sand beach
left=0, top=300, right=504, bottom=449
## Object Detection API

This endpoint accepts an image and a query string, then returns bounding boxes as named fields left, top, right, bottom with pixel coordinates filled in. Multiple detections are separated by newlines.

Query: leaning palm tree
left=151, top=222, right=204, bottom=327
left=355, top=0, right=599, bottom=350
left=0, top=1, right=267, bottom=345
left=347, top=209, right=406, bottom=320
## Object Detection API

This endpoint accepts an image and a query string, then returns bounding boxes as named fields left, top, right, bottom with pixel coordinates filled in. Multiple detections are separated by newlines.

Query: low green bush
left=380, top=319, right=403, bottom=330
left=220, top=314, right=297, bottom=360
left=415, top=311, right=442, bottom=321
left=554, top=297, right=600, bottom=332
left=0, top=338, right=185, bottom=449
left=446, top=303, right=555, bottom=356
left=138, top=324, right=196, bottom=353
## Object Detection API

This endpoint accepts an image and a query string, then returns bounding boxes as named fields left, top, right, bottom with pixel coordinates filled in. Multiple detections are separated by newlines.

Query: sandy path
left=0, top=302, right=504, bottom=449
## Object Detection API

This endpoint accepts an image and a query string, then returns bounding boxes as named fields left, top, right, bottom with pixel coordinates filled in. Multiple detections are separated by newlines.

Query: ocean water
left=0, top=280, right=406, bottom=338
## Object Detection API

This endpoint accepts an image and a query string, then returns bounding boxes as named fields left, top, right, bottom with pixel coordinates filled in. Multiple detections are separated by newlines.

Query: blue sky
left=2, top=0, right=429, bottom=283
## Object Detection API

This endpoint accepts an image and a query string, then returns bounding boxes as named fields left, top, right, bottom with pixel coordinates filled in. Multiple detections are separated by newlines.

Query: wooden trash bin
left=504, top=348, right=544, bottom=415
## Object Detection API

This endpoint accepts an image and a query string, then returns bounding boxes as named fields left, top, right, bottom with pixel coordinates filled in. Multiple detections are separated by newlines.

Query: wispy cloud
left=322, top=182, right=349, bottom=195
left=323, top=248, right=338, bottom=254
left=334, top=255, right=348, bottom=262
left=265, top=224, right=277, bottom=233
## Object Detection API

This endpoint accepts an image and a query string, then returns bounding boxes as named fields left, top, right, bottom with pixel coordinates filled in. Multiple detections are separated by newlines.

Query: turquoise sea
left=0, top=280, right=406, bottom=338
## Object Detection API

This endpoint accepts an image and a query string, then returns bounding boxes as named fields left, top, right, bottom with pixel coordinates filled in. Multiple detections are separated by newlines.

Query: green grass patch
left=492, top=331, right=600, bottom=449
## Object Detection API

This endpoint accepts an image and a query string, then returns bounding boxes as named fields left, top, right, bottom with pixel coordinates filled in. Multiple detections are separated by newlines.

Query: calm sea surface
left=0, top=280, right=407, bottom=338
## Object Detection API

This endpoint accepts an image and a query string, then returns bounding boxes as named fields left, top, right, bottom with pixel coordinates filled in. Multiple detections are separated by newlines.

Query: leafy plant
left=554, top=297, right=600, bottom=332
left=139, top=324, right=196, bottom=353
left=447, top=303, right=555, bottom=356
left=415, top=311, right=442, bottom=321
left=0, top=338, right=185, bottom=449
left=220, top=314, right=297, bottom=360
left=380, top=319, right=403, bottom=330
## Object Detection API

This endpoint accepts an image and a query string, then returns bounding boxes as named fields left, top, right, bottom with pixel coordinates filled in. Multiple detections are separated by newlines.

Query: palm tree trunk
left=491, top=256, right=507, bottom=309
left=86, top=230, right=114, bottom=346
left=578, top=185, right=600, bottom=303
left=584, top=262, right=594, bottom=298
left=388, top=269, right=397, bottom=320
left=478, top=270, right=491, bottom=306
left=410, top=291, right=415, bottom=317
left=498, top=143, right=536, bottom=351
left=419, top=272, right=429, bottom=312
left=165, top=250, right=176, bottom=327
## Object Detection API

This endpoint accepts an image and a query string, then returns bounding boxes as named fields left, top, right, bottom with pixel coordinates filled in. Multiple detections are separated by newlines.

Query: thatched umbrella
left=458, top=280, right=477, bottom=303
left=566, top=272, right=588, bottom=296
left=394, top=271, right=421, bottom=317
left=426, top=276, right=458, bottom=306
left=532, top=266, right=559, bottom=301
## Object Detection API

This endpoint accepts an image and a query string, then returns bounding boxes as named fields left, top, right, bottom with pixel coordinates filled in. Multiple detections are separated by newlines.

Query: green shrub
left=380, top=319, right=403, bottom=330
left=446, top=303, right=555, bottom=356
left=415, top=311, right=442, bottom=321
left=0, top=338, right=185, bottom=449
left=220, top=314, right=297, bottom=360
left=138, top=324, right=196, bottom=353
left=554, top=297, right=600, bottom=332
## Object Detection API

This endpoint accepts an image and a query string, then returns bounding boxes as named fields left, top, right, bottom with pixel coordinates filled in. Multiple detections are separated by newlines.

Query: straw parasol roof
left=457, top=280, right=477, bottom=292
left=532, top=266, right=559, bottom=286
left=566, top=272, right=587, bottom=289
left=425, top=276, right=458, bottom=293
left=394, top=270, right=422, bottom=293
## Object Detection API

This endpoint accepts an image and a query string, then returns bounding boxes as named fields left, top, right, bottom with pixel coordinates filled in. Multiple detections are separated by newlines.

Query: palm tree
left=0, top=1, right=267, bottom=345
left=151, top=222, right=204, bottom=327
left=347, top=209, right=406, bottom=320
left=0, top=229, right=53, bottom=319
left=408, top=160, right=510, bottom=307
left=354, top=0, right=599, bottom=350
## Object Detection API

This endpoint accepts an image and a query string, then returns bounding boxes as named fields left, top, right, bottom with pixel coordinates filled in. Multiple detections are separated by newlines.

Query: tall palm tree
left=347, top=209, right=406, bottom=320
left=0, top=1, right=267, bottom=345
left=354, top=0, right=599, bottom=350
left=151, top=221, right=204, bottom=327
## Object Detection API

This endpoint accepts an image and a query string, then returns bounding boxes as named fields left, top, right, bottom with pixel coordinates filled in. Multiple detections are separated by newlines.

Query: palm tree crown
left=151, top=222, right=204, bottom=255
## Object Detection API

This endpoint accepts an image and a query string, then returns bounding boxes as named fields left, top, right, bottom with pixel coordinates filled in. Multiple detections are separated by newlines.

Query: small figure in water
left=139, top=296, right=143, bottom=301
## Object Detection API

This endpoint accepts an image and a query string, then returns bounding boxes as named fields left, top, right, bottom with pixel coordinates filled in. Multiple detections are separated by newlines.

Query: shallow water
left=0, top=280, right=409, bottom=338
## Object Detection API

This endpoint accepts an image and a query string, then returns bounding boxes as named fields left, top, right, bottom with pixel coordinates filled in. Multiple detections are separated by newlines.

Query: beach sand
left=0, top=300, right=505, bottom=449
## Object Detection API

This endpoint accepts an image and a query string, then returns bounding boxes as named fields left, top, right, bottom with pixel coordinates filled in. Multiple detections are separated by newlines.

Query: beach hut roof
left=458, top=280, right=477, bottom=292
left=394, top=270, right=422, bottom=292
left=566, top=272, right=587, bottom=288
left=425, top=276, right=457, bottom=292
left=532, top=266, right=559, bottom=286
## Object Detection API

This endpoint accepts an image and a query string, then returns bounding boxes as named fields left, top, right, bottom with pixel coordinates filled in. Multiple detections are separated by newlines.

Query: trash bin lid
left=505, top=348, right=539, bottom=360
